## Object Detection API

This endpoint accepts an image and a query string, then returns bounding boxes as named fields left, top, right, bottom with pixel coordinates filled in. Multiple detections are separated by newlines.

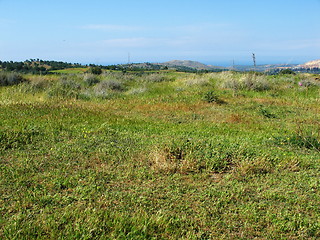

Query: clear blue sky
left=0, top=0, right=319, bottom=66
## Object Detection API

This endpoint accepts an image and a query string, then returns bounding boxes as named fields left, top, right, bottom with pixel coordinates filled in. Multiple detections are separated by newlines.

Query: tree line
left=0, top=59, right=85, bottom=74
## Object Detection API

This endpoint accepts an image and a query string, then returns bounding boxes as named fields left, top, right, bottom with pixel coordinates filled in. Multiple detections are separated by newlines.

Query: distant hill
left=296, top=59, right=320, bottom=69
left=160, top=60, right=225, bottom=70
left=111, top=60, right=227, bottom=72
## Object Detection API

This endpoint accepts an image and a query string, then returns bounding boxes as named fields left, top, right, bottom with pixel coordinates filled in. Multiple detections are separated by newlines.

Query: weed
left=259, top=107, right=277, bottom=119
left=273, top=127, right=320, bottom=151
left=203, top=90, right=225, bottom=104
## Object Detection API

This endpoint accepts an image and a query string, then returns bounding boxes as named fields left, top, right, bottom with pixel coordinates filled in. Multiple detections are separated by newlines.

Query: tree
left=279, top=69, right=296, bottom=75
left=89, top=66, right=102, bottom=75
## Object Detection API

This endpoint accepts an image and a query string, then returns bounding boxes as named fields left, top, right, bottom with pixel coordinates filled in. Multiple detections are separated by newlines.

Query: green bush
left=221, top=73, right=271, bottom=91
left=47, top=78, right=81, bottom=98
left=279, top=69, right=296, bottom=75
left=203, top=91, right=224, bottom=104
left=0, top=72, right=28, bottom=86
left=88, top=67, right=102, bottom=75
left=83, top=74, right=100, bottom=86
left=95, top=80, right=124, bottom=92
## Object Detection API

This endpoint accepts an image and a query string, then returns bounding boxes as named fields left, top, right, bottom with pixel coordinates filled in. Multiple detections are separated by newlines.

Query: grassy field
left=50, top=68, right=90, bottom=74
left=0, top=71, right=319, bottom=239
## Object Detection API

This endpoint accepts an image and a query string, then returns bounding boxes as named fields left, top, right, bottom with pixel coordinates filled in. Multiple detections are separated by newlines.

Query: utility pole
left=252, top=53, right=256, bottom=69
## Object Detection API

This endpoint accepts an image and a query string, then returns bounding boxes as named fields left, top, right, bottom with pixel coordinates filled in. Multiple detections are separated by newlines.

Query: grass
left=50, top=68, right=89, bottom=74
left=0, top=71, right=320, bottom=239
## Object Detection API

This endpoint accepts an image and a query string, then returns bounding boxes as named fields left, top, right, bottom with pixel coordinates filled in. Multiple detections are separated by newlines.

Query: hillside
left=297, top=59, right=320, bottom=68
left=160, top=60, right=225, bottom=70
left=111, top=60, right=227, bottom=72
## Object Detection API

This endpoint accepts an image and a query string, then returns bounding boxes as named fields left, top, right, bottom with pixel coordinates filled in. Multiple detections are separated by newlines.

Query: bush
left=47, top=78, right=81, bottom=98
left=240, top=74, right=271, bottom=91
left=83, top=74, right=100, bottom=86
left=95, top=80, right=124, bottom=91
left=203, top=91, right=225, bottom=104
left=0, top=72, right=28, bottom=86
left=185, top=76, right=210, bottom=86
left=221, top=73, right=271, bottom=91
left=19, top=77, right=53, bottom=94
left=279, top=69, right=296, bottom=75
left=88, top=67, right=102, bottom=75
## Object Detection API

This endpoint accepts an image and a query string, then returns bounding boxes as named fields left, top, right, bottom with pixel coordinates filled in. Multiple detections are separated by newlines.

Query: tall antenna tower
left=128, top=52, right=131, bottom=64
left=252, top=53, right=256, bottom=69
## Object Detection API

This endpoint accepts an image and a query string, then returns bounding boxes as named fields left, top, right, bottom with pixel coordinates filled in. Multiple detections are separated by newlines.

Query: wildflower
left=298, top=82, right=303, bottom=86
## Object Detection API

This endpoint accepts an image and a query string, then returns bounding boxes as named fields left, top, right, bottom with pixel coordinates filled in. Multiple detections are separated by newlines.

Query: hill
left=160, top=60, right=225, bottom=70
left=297, top=59, right=320, bottom=68
left=110, top=60, right=227, bottom=72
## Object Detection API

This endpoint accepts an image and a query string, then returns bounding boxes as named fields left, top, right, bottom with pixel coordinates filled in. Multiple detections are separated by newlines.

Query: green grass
left=1, top=71, right=320, bottom=239
left=50, top=68, right=89, bottom=74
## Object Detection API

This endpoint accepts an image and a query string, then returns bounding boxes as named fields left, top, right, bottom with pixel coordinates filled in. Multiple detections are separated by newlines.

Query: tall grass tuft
left=0, top=72, right=28, bottom=86
left=220, top=73, right=271, bottom=91
left=47, top=77, right=81, bottom=98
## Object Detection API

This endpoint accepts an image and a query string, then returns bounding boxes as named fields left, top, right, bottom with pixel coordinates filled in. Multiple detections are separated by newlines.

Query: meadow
left=0, top=70, right=319, bottom=239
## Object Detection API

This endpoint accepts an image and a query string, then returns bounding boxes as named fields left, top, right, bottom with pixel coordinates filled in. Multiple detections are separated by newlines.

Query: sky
left=0, top=0, right=319, bottom=66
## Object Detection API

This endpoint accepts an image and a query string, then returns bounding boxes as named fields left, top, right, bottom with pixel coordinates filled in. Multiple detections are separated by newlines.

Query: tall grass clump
left=274, top=127, right=320, bottom=151
left=143, top=73, right=174, bottom=83
left=47, top=77, right=81, bottom=99
left=203, top=90, right=225, bottom=104
left=185, top=75, right=211, bottom=87
left=19, top=76, right=53, bottom=94
left=220, top=73, right=271, bottom=91
left=0, top=72, right=28, bottom=86
left=83, top=74, right=100, bottom=86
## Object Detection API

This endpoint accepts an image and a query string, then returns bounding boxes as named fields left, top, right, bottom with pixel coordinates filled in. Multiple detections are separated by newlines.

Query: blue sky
left=0, top=0, right=319, bottom=66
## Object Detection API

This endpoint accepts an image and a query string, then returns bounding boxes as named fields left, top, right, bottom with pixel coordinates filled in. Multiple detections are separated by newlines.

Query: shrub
left=20, top=77, right=52, bottom=93
left=88, top=67, right=102, bottom=75
left=96, top=80, right=124, bottom=91
left=240, top=74, right=271, bottom=91
left=221, top=73, right=271, bottom=91
left=185, top=76, right=210, bottom=86
left=203, top=91, right=224, bottom=104
left=279, top=69, right=296, bottom=75
left=47, top=78, right=81, bottom=98
left=127, top=87, right=147, bottom=95
left=83, top=74, right=100, bottom=86
left=0, top=72, right=28, bottom=86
